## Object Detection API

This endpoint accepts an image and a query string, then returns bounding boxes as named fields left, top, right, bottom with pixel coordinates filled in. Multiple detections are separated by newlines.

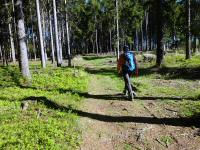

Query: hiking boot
left=123, top=89, right=128, bottom=96
left=129, top=93, right=134, bottom=101
left=132, top=91, right=137, bottom=97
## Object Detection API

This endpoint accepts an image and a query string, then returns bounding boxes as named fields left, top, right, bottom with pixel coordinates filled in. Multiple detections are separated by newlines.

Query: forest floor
left=74, top=54, right=200, bottom=150
left=0, top=54, right=200, bottom=149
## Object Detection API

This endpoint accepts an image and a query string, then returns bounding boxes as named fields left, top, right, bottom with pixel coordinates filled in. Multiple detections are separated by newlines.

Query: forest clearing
left=0, top=0, right=200, bottom=149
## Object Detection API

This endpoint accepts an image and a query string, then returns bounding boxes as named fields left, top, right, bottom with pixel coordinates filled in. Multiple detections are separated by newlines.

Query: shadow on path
left=58, top=88, right=199, bottom=101
left=22, top=96, right=200, bottom=128
left=84, top=65, right=200, bottom=80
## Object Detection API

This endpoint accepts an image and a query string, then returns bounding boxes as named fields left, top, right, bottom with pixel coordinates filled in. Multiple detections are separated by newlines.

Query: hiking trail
left=76, top=58, right=200, bottom=150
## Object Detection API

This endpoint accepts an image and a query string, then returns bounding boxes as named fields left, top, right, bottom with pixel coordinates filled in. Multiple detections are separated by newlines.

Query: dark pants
left=123, top=72, right=133, bottom=97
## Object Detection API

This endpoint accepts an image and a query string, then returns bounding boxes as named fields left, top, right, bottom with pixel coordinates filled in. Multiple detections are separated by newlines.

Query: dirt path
left=79, top=65, right=200, bottom=150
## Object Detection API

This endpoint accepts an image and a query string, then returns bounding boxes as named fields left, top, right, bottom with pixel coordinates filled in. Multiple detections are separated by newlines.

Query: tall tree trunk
left=12, top=0, right=17, bottom=34
left=61, top=21, right=65, bottom=47
left=12, top=0, right=18, bottom=61
left=29, top=0, right=36, bottom=61
left=53, top=0, right=61, bottom=67
left=49, top=12, right=55, bottom=64
left=95, top=29, right=99, bottom=55
left=145, top=10, right=149, bottom=51
left=33, top=34, right=37, bottom=60
left=0, top=45, right=2, bottom=60
left=5, top=0, right=16, bottom=63
left=186, top=0, right=191, bottom=59
left=36, top=0, right=46, bottom=68
left=136, top=30, right=139, bottom=51
left=66, top=17, right=71, bottom=66
left=99, top=24, right=102, bottom=55
left=42, top=9, right=48, bottom=61
left=195, top=38, right=199, bottom=54
left=116, top=0, right=120, bottom=60
left=65, top=1, right=71, bottom=66
left=109, top=29, right=112, bottom=53
left=26, top=39, right=30, bottom=59
left=92, top=39, right=95, bottom=54
left=58, top=27, right=63, bottom=63
left=156, top=0, right=164, bottom=67
left=140, top=20, right=144, bottom=51
left=9, top=20, right=16, bottom=63
left=2, top=45, right=6, bottom=66
left=149, top=30, right=152, bottom=51
left=86, top=45, right=88, bottom=54
left=15, top=0, right=31, bottom=79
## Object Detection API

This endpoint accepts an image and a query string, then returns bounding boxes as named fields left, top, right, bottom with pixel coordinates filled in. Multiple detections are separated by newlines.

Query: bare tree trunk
left=12, top=0, right=18, bottom=61
left=5, top=0, right=16, bottom=63
left=61, top=21, right=65, bottom=47
left=36, top=0, right=46, bottom=68
left=140, top=20, right=144, bottom=51
left=49, top=12, right=55, bottom=64
left=2, top=45, right=6, bottom=66
left=9, top=21, right=16, bottom=63
left=33, top=35, right=37, bottom=60
left=58, top=27, right=63, bottom=63
left=12, top=0, right=20, bottom=67
left=15, top=0, right=31, bottom=79
left=99, top=23, right=103, bottom=55
left=64, top=0, right=71, bottom=66
left=195, top=38, right=199, bottom=54
left=0, top=45, right=2, bottom=60
left=149, top=31, right=152, bottom=51
left=95, top=29, right=99, bottom=55
left=66, top=17, right=71, bottom=66
left=156, top=0, right=164, bottom=67
left=12, top=0, right=17, bottom=34
left=53, top=0, right=61, bottom=67
left=26, top=39, right=30, bottom=59
left=109, top=29, right=112, bottom=53
left=92, top=39, right=95, bottom=54
left=186, top=0, right=191, bottom=59
left=116, top=0, right=120, bottom=60
left=145, top=10, right=149, bottom=51
left=29, top=0, right=36, bottom=61
left=42, top=9, right=48, bottom=61
left=136, top=30, right=139, bottom=51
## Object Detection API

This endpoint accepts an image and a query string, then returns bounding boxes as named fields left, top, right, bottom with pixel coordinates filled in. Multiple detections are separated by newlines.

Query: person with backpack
left=117, top=45, right=138, bottom=100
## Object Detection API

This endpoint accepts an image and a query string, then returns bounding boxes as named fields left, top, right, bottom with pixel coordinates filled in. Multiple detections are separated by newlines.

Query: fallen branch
left=165, top=108, right=178, bottom=113
left=155, top=138, right=168, bottom=148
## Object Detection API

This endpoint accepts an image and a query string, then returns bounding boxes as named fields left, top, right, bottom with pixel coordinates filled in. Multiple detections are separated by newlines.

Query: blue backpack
left=124, top=51, right=136, bottom=72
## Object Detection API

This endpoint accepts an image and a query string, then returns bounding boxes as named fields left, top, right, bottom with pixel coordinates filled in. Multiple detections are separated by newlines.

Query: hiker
left=117, top=45, right=138, bottom=100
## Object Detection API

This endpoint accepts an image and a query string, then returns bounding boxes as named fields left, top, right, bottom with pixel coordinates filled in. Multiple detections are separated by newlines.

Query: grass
left=166, top=100, right=200, bottom=117
left=0, top=63, right=89, bottom=149
left=164, top=54, right=200, bottom=68
left=159, top=135, right=174, bottom=147
left=123, top=143, right=133, bottom=150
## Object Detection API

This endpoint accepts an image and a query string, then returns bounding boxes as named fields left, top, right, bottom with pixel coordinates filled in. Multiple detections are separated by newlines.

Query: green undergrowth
left=82, top=55, right=115, bottom=66
left=159, top=135, right=174, bottom=147
left=165, top=100, right=200, bottom=117
left=164, top=54, right=200, bottom=68
left=0, top=63, right=89, bottom=149
left=135, top=54, right=200, bottom=117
